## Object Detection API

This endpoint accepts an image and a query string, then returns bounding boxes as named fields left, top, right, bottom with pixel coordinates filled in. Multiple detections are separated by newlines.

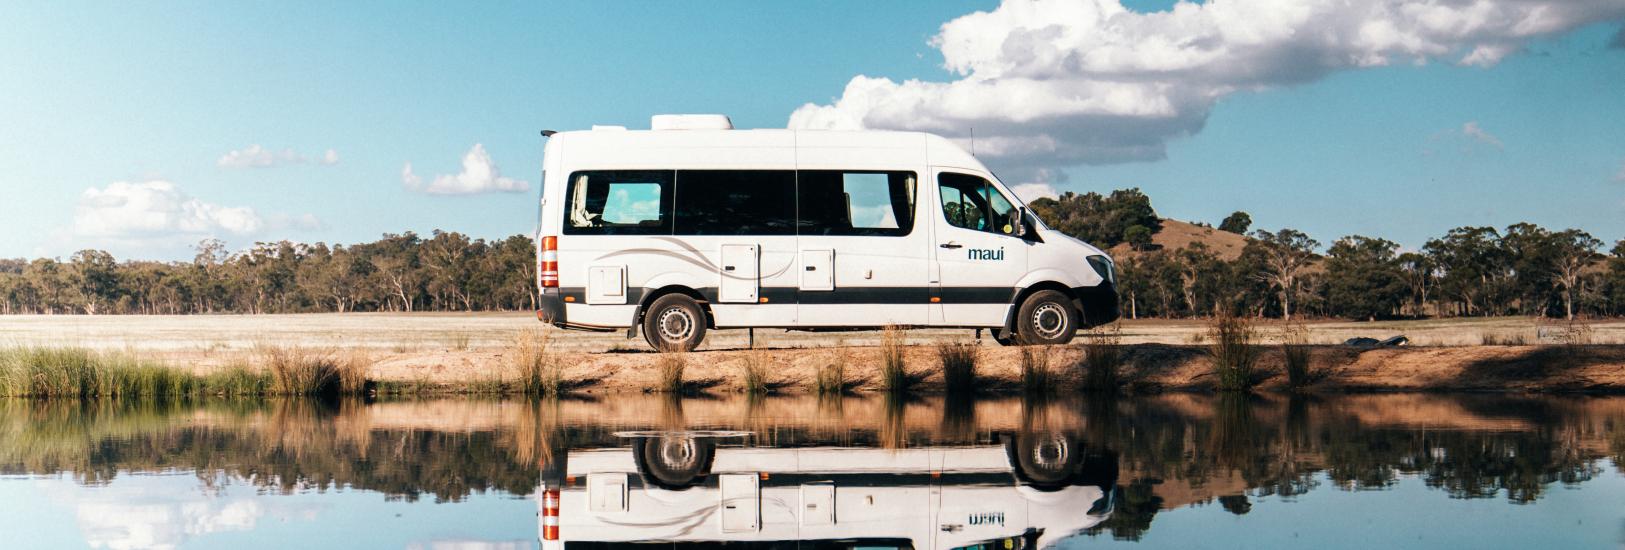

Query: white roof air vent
left=651, top=114, right=733, bottom=131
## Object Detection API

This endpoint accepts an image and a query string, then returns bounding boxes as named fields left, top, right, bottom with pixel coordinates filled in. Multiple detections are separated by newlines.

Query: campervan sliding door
left=794, top=170, right=930, bottom=327
left=673, top=169, right=799, bottom=328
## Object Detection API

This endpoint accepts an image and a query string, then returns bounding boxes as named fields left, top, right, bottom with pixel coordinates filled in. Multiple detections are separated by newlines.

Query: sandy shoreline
left=3, top=313, right=1624, bottom=394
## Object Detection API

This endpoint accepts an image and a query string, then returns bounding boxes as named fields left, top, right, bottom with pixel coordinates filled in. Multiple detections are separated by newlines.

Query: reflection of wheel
left=642, top=295, right=707, bottom=352
left=1014, top=432, right=1082, bottom=487
left=1016, top=291, right=1078, bottom=346
left=634, top=435, right=715, bottom=489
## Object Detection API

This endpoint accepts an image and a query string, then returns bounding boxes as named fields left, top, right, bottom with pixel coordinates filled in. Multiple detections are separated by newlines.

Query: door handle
left=939, top=242, right=963, bottom=249
left=723, top=266, right=736, bottom=272
left=805, top=266, right=817, bottom=271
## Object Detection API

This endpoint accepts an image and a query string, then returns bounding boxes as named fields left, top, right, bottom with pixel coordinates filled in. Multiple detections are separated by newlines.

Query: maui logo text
left=968, top=248, right=1004, bottom=261
left=968, top=511, right=1005, bottom=526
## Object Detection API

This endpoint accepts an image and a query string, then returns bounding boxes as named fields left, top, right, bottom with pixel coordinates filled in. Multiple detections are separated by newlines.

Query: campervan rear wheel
left=635, top=435, right=716, bottom=490
left=1015, top=290, right=1078, bottom=346
left=643, top=294, right=707, bottom=352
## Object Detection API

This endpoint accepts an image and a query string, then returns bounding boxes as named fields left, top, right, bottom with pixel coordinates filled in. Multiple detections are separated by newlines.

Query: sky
left=2, top=0, right=1623, bottom=261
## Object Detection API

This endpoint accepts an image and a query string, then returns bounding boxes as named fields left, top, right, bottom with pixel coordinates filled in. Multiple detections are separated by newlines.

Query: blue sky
left=2, top=1, right=1623, bottom=260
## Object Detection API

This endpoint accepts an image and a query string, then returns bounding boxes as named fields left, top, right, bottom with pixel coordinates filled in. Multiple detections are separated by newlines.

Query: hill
left=1108, top=219, right=1250, bottom=260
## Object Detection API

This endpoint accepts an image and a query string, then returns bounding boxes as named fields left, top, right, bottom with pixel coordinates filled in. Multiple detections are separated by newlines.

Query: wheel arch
left=1002, top=281, right=1077, bottom=332
left=637, top=285, right=716, bottom=328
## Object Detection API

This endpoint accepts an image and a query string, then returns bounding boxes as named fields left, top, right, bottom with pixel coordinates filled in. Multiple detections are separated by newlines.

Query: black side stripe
left=558, top=286, right=1018, bottom=305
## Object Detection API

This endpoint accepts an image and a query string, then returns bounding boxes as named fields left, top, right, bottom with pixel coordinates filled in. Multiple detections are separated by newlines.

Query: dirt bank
left=354, top=342, right=1625, bottom=394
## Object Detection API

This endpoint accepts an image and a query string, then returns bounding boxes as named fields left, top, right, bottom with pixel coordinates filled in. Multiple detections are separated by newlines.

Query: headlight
left=1087, top=255, right=1115, bottom=284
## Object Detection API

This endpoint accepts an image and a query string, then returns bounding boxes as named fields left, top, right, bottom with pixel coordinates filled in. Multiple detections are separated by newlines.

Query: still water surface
left=1, top=394, right=1622, bottom=549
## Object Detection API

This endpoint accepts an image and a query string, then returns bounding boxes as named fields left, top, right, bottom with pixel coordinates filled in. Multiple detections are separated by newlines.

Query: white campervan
left=535, top=114, right=1118, bottom=351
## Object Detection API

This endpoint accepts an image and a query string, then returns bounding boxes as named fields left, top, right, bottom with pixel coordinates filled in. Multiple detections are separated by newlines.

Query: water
left=1, top=394, right=1622, bottom=549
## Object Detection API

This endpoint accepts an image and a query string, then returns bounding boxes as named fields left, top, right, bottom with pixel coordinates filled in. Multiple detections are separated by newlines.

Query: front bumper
left=1073, top=283, right=1120, bottom=327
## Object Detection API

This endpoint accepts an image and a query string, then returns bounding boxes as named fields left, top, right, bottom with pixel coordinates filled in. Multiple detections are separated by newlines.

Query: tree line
left=0, top=231, right=536, bottom=315
left=1030, top=190, right=1625, bottom=320
left=4, top=188, right=1624, bottom=320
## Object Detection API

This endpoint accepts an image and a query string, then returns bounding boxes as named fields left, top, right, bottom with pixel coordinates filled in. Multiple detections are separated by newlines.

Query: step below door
left=718, top=244, right=760, bottom=303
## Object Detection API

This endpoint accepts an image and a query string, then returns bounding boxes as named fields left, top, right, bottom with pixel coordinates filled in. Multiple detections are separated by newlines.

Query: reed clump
left=811, top=352, right=849, bottom=396
left=1081, top=327, right=1122, bottom=392
left=656, top=353, right=687, bottom=393
left=0, top=346, right=363, bottom=398
left=1208, top=312, right=1259, bottom=392
left=739, top=349, right=772, bottom=395
left=1281, top=323, right=1313, bottom=390
left=1481, top=331, right=1529, bottom=346
left=937, top=341, right=980, bottom=395
left=1019, top=345, right=1056, bottom=396
left=259, top=345, right=358, bottom=396
left=878, top=325, right=911, bottom=393
left=512, top=328, right=562, bottom=396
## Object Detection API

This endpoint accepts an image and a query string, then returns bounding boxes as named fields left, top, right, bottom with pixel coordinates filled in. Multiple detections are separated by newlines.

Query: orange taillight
left=540, top=236, right=559, bottom=288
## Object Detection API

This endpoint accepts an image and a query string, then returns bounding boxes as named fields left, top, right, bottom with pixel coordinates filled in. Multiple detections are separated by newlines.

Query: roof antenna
left=970, top=127, right=975, bottom=157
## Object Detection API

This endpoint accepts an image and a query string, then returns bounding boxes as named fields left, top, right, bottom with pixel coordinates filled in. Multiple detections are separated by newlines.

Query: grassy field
left=2, top=312, right=1621, bottom=355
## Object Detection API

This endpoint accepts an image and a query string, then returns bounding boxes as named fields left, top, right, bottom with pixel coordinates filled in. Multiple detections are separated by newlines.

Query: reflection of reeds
left=1208, top=312, right=1258, bottom=392
left=937, top=341, right=979, bottom=395
left=812, top=353, right=849, bottom=396
left=878, top=326, right=911, bottom=394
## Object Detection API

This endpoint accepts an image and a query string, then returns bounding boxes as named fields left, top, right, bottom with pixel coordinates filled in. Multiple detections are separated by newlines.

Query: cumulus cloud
left=1011, top=182, right=1061, bottom=201
left=402, top=144, right=529, bottom=195
left=1460, top=121, right=1504, bottom=149
left=75, top=181, right=265, bottom=238
left=789, top=0, right=1625, bottom=176
left=217, top=145, right=340, bottom=168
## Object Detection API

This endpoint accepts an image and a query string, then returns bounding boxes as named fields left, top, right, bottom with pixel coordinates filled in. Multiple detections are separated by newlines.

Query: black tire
left=992, top=331, right=1018, bottom=346
left=1011, top=432, right=1083, bottom=489
left=1015, top=290, right=1078, bottom=346
left=634, top=435, right=715, bottom=489
left=642, top=294, right=707, bottom=352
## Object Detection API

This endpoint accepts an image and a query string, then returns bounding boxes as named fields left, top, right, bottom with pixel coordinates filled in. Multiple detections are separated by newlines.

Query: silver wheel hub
left=1031, top=303, right=1068, bottom=339
left=657, top=307, right=694, bottom=343
left=658, top=437, right=698, bottom=469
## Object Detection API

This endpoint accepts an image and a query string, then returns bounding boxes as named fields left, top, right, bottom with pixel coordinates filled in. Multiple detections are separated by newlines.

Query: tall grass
left=739, top=349, right=772, bottom=395
left=655, top=353, right=687, bottom=393
left=1081, top=327, right=1122, bottom=392
left=811, top=352, right=849, bottom=396
left=512, top=328, right=562, bottom=396
left=1208, top=312, right=1259, bottom=392
left=937, top=341, right=979, bottom=395
left=1480, top=331, right=1529, bottom=346
left=0, top=346, right=375, bottom=398
left=878, top=325, right=911, bottom=394
left=1280, top=323, right=1313, bottom=390
left=1019, top=346, right=1056, bottom=396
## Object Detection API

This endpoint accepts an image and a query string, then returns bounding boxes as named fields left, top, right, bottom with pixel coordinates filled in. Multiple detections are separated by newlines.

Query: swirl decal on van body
left=593, top=237, right=794, bottom=280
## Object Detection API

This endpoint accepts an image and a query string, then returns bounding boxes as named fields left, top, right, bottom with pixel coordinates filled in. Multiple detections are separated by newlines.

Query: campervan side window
left=939, top=172, right=1019, bottom=236
left=674, top=170, right=796, bottom=236
left=797, top=171, right=916, bottom=237
left=563, top=170, right=674, bottom=235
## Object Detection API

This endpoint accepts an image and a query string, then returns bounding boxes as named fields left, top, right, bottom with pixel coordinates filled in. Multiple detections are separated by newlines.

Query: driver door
left=930, top=170, right=1028, bottom=326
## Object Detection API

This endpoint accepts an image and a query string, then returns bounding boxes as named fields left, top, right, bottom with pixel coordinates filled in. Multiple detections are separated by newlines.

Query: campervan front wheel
left=643, top=294, right=707, bottom=352
left=1016, top=290, right=1078, bottom=346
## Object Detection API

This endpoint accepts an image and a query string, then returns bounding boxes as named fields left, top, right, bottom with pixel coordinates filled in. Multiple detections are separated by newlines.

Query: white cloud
left=403, top=143, right=530, bottom=195
left=38, top=474, right=323, bottom=550
left=1461, top=121, right=1503, bottom=149
left=790, top=0, right=1625, bottom=177
left=217, top=145, right=341, bottom=168
left=75, top=181, right=265, bottom=238
left=1011, top=182, right=1060, bottom=202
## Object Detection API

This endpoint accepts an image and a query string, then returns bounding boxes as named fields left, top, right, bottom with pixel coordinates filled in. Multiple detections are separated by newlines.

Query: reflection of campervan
left=534, top=114, right=1119, bottom=351
left=538, top=432, right=1116, bottom=549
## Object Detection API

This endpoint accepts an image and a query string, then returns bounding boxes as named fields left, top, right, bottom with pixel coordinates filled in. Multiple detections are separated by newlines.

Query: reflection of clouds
left=45, top=474, right=321, bottom=550
left=407, top=540, right=531, bottom=550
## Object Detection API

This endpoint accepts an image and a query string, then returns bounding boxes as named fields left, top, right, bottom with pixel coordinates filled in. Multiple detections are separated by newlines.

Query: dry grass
left=1481, top=331, right=1530, bottom=346
left=1019, top=346, right=1056, bottom=396
left=512, top=327, right=562, bottom=396
left=1208, top=312, right=1259, bottom=392
left=1081, top=327, right=1123, bottom=392
left=258, top=344, right=367, bottom=396
left=1281, top=323, right=1313, bottom=390
left=811, top=352, right=850, bottom=396
left=0, top=345, right=371, bottom=398
left=878, top=325, right=911, bottom=393
left=738, top=349, right=772, bottom=395
left=936, top=341, right=980, bottom=395
left=655, top=353, right=687, bottom=393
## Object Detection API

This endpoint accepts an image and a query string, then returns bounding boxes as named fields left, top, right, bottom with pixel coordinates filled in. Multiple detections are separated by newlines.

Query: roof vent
left=651, top=114, right=733, bottom=131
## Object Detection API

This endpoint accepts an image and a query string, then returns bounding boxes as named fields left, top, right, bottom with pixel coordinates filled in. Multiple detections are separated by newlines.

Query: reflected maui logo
left=968, top=511, right=1005, bottom=526
left=968, top=247, right=1004, bottom=261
